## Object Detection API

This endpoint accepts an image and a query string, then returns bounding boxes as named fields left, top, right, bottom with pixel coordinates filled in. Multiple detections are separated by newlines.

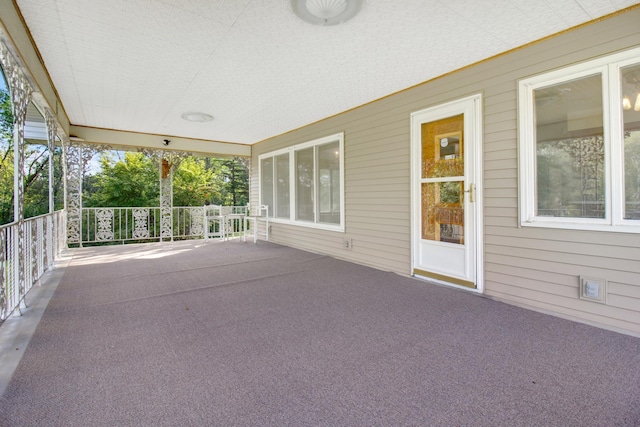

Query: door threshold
left=413, top=268, right=476, bottom=289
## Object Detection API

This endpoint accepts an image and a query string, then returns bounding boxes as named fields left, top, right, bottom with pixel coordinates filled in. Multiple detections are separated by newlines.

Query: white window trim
left=518, top=46, right=640, bottom=233
left=258, top=132, right=345, bottom=232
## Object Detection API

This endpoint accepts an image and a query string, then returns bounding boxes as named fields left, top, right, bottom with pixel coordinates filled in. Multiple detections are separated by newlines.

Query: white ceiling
left=15, top=0, right=640, bottom=145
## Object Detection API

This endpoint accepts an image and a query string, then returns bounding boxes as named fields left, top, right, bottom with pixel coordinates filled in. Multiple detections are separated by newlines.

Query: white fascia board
left=69, top=126, right=251, bottom=157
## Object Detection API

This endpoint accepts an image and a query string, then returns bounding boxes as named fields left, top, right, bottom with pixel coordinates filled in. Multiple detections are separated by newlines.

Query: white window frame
left=518, top=47, right=640, bottom=233
left=258, top=132, right=345, bottom=232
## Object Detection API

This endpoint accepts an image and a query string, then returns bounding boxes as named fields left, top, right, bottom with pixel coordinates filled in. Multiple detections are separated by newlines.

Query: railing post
left=0, top=228, right=6, bottom=319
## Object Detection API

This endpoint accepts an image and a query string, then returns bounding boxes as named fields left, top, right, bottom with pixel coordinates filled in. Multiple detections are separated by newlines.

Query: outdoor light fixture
left=181, top=112, right=214, bottom=122
left=291, top=0, right=363, bottom=26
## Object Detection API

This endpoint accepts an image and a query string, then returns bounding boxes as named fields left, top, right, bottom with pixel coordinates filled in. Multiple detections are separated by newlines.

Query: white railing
left=81, top=206, right=251, bottom=245
left=0, top=210, right=66, bottom=321
left=82, top=207, right=162, bottom=244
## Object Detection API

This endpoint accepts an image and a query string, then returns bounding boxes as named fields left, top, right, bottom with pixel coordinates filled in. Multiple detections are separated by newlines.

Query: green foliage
left=0, top=88, right=64, bottom=224
left=0, top=89, right=12, bottom=142
left=84, top=152, right=159, bottom=207
left=83, top=152, right=249, bottom=208
left=173, top=156, right=248, bottom=206
left=0, top=88, right=13, bottom=223
left=173, top=156, right=216, bottom=206
left=23, top=144, right=58, bottom=219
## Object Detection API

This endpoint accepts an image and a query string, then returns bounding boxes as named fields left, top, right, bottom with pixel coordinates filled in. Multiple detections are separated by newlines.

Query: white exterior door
left=411, top=95, right=482, bottom=290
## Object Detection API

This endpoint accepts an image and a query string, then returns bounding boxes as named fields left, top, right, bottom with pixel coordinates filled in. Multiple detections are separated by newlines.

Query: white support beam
left=70, top=126, right=251, bottom=157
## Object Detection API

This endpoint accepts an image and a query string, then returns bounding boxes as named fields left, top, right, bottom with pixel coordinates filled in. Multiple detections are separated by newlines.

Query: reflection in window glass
left=260, top=157, right=273, bottom=215
left=421, top=182, right=464, bottom=244
left=318, top=142, right=340, bottom=224
left=622, top=63, right=640, bottom=220
left=296, top=147, right=314, bottom=222
left=534, top=74, right=605, bottom=218
left=275, top=153, right=289, bottom=219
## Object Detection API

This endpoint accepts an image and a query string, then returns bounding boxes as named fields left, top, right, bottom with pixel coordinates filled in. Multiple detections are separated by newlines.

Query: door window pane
left=296, top=147, right=314, bottom=221
left=622, top=63, right=640, bottom=220
left=422, top=114, right=464, bottom=179
left=318, top=142, right=340, bottom=224
left=534, top=74, right=605, bottom=218
left=421, top=181, right=464, bottom=244
left=275, top=153, right=289, bottom=219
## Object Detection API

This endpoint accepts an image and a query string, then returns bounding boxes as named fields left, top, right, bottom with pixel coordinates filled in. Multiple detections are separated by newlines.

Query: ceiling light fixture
left=181, top=112, right=214, bottom=122
left=291, top=0, right=363, bottom=26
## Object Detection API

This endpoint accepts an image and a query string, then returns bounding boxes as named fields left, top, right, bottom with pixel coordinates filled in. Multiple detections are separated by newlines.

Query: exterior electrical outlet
left=343, top=238, right=352, bottom=250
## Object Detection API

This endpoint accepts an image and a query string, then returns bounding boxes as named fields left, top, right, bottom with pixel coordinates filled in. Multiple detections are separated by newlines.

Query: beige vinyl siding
left=252, top=7, right=640, bottom=335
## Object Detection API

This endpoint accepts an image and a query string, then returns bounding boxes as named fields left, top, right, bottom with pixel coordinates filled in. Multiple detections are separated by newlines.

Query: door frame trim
left=410, top=93, right=484, bottom=293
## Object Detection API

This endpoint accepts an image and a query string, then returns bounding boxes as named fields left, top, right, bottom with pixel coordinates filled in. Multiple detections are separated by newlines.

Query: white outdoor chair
left=204, top=205, right=226, bottom=240
left=224, top=208, right=245, bottom=240
left=244, top=205, right=269, bottom=243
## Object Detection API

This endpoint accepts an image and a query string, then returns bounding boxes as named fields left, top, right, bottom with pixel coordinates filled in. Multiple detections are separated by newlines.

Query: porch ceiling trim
left=69, top=125, right=251, bottom=157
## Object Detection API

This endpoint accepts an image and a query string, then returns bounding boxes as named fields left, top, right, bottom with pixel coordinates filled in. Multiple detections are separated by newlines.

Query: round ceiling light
left=181, top=112, right=214, bottom=122
left=291, top=0, right=363, bottom=26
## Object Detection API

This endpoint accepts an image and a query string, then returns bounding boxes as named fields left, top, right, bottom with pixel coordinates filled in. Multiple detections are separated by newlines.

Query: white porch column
left=158, top=152, right=187, bottom=242
left=159, top=157, right=174, bottom=242
left=44, top=111, right=57, bottom=269
left=45, top=112, right=56, bottom=214
left=1, top=41, right=33, bottom=310
left=64, top=142, right=108, bottom=246
left=63, top=142, right=83, bottom=246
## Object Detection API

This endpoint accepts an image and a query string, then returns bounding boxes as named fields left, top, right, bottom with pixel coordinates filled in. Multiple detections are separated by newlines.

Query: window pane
left=260, top=157, right=273, bottom=214
left=275, top=153, right=290, bottom=219
left=534, top=74, right=605, bottom=218
left=318, top=142, right=340, bottom=224
left=622, top=63, right=640, bottom=220
left=296, top=147, right=314, bottom=221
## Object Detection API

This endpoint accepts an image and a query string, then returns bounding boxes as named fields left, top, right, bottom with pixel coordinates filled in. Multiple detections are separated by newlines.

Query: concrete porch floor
left=0, top=240, right=638, bottom=426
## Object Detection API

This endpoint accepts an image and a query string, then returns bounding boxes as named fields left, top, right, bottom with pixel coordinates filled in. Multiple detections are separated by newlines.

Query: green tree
left=173, top=156, right=249, bottom=207
left=84, top=151, right=159, bottom=207
left=223, top=157, right=249, bottom=206
left=0, top=88, right=14, bottom=224
left=23, top=142, right=51, bottom=219
left=173, top=156, right=216, bottom=206
left=0, top=89, right=60, bottom=223
left=82, top=151, right=249, bottom=209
